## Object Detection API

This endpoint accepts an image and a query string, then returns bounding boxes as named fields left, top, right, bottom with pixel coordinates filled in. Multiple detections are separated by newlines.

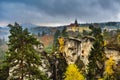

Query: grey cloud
left=0, top=0, right=120, bottom=26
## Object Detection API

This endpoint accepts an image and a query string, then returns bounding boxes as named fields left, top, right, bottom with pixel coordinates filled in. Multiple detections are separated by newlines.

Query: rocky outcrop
left=80, top=36, right=95, bottom=67
left=105, top=44, right=120, bottom=63
left=63, top=37, right=81, bottom=64
left=63, top=36, right=95, bottom=66
left=63, top=36, right=120, bottom=68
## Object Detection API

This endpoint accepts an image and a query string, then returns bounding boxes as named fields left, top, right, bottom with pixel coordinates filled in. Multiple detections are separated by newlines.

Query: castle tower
left=74, top=19, right=79, bottom=27
left=75, top=19, right=78, bottom=25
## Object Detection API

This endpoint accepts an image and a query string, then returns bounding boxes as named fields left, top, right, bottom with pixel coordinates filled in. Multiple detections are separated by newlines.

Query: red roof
left=68, top=23, right=79, bottom=27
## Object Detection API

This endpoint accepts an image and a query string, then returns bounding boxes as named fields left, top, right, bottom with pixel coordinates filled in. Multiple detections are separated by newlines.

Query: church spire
left=75, top=19, right=78, bottom=25
left=75, top=19, right=79, bottom=26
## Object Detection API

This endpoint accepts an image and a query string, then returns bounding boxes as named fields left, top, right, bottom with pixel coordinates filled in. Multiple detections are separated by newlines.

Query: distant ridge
left=0, top=21, right=120, bottom=41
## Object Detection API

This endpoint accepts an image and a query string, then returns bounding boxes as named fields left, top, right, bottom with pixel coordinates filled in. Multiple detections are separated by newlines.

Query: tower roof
left=68, top=19, right=79, bottom=27
left=75, top=19, right=78, bottom=25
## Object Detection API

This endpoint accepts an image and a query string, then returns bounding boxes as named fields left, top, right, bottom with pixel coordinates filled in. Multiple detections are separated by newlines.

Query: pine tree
left=38, top=32, right=41, bottom=37
left=53, top=30, right=61, bottom=51
left=42, top=31, right=46, bottom=36
left=61, top=27, right=68, bottom=37
left=6, top=23, right=48, bottom=80
left=0, top=62, right=9, bottom=80
left=57, top=53, right=67, bottom=80
left=87, top=25, right=106, bottom=80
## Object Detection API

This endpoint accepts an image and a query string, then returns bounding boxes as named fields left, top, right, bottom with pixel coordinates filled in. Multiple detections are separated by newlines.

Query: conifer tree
left=0, top=63, right=9, bottom=80
left=61, top=27, right=68, bottom=37
left=6, top=23, right=48, bottom=80
left=53, top=30, right=61, bottom=51
left=87, top=25, right=106, bottom=79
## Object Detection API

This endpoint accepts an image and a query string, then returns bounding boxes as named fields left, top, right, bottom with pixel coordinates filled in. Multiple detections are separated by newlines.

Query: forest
left=0, top=22, right=120, bottom=80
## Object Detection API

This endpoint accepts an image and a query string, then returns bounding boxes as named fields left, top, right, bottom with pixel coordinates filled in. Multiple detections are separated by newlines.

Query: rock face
left=105, top=48, right=120, bottom=63
left=63, top=36, right=95, bottom=66
left=80, top=36, right=95, bottom=67
left=63, top=36, right=120, bottom=68
left=34, top=43, right=44, bottom=52
left=63, top=37, right=81, bottom=64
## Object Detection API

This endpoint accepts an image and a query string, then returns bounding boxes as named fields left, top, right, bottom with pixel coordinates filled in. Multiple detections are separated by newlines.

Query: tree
left=87, top=25, right=106, bottom=79
left=53, top=30, right=61, bottom=51
left=117, top=35, right=120, bottom=44
left=57, top=53, right=67, bottom=80
left=104, top=57, right=116, bottom=80
left=83, top=30, right=89, bottom=36
left=64, top=64, right=84, bottom=80
left=6, top=23, right=48, bottom=80
left=61, top=27, right=68, bottom=37
left=58, top=37, right=65, bottom=53
left=38, top=32, right=41, bottom=37
left=0, top=62, right=9, bottom=80
left=42, top=31, right=46, bottom=36
left=0, top=38, right=5, bottom=46
left=115, top=61, right=120, bottom=79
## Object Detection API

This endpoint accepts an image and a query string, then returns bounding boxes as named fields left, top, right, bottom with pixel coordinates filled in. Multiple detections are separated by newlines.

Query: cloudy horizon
left=0, top=0, right=120, bottom=27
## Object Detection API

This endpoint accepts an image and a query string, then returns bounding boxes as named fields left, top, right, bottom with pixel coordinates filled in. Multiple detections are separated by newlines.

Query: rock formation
left=63, top=36, right=95, bottom=66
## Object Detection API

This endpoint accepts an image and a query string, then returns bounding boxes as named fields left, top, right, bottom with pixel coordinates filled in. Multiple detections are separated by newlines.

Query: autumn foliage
left=64, top=64, right=84, bottom=80
left=104, top=56, right=116, bottom=79
left=58, top=37, right=65, bottom=53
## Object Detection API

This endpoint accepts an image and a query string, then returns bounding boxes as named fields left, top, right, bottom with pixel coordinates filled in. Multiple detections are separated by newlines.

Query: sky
left=0, top=0, right=120, bottom=27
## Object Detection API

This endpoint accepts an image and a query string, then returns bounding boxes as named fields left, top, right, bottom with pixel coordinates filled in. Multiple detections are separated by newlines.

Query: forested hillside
left=0, top=22, right=120, bottom=80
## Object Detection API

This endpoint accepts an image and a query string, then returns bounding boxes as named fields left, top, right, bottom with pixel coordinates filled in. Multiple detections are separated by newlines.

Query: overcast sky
left=0, top=0, right=120, bottom=26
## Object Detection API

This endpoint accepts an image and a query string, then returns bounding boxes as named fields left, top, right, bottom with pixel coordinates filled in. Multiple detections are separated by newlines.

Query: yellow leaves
left=98, top=78, right=104, bottom=80
left=105, top=57, right=115, bottom=75
left=58, top=37, right=65, bottom=53
left=117, top=35, right=120, bottom=44
left=64, top=64, right=84, bottom=80
left=104, top=40, right=107, bottom=46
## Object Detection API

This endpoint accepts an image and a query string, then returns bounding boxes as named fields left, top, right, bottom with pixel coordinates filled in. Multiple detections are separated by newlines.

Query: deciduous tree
left=104, top=57, right=116, bottom=80
left=64, top=64, right=84, bottom=80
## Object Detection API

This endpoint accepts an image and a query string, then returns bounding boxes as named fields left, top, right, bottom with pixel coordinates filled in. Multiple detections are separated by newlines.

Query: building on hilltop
left=66, top=19, right=79, bottom=32
left=66, top=20, right=91, bottom=37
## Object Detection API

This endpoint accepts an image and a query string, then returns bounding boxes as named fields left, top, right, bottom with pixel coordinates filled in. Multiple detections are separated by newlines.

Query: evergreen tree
left=0, top=62, right=9, bottom=80
left=42, top=31, right=46, bottom=36
left=0, top=38, right=5, bottom=46
left=57, top=53, right=67, bottom=80
left=38, top=32, right=41, bottom=37
left=53, top=30, right=61, bottom=51
left=61, top=27, right=68, bottom=37
left=0, top=38, right=2, bottom=45
left=6, top=23, right=48, bottom=80
left=87, top=25, right=106, bottom=80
